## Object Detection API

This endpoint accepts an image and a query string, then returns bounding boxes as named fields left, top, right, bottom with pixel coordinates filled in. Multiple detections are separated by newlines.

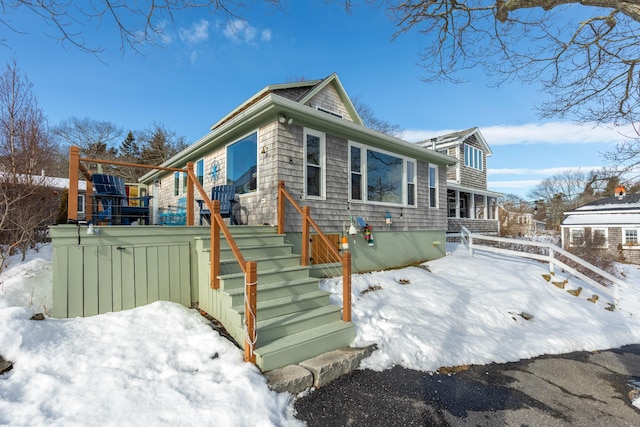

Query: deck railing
left=277, top=181, right=352, bottom=321
left=460, top=226, right=624, bottom=309
left=67, top=146, right=258, bottom=363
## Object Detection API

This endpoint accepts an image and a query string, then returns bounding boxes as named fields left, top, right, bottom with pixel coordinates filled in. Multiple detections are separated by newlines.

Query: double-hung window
left=592, top=228, right=608, bottom=248
left=429, top=165, right=437, bottom=208
left=304, top=128, right=325, bottom=199
left=624, top=229, right=638, bottom=246
left=227, top=132, right=258, bottom=194
left=570, top=228, right=585, bottom=247
left=349, top=142, right=416, bottom=206
left=174, top=172, right=180, bottom=196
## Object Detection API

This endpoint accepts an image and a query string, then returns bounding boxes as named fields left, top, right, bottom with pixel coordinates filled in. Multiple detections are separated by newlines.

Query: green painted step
left=216, top=243, right=295, bottom=260
left=205, top=233, right=288, bottom=249
left=254, top=321, right=356, bottom=372
left=225, top=290, right=330, bottom=326
left=219, top=277, right=321, bottom=307
left=218, top=265, right=312, bottom=289
left=218, top=254, right=302, bottom=275
left=254, top=305, right=344, bottom=345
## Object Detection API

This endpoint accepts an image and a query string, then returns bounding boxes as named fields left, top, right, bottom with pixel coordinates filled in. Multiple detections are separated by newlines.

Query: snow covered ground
left=1, top=243, right=639, bottom=425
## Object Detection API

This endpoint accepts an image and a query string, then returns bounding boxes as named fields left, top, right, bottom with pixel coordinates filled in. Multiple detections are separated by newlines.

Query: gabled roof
left=418, top=127, right=492, bottom=156
left=570, top=193, right=640, bottom=213
left=210, top=73, right=363, bottom=131
left=561, top=193, right=640, bottom=227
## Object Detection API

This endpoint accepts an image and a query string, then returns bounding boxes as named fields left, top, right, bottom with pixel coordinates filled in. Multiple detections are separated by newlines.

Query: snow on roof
left=562, top=213, right=640, bottom=227
left=574, top=193, right=640, bottom=212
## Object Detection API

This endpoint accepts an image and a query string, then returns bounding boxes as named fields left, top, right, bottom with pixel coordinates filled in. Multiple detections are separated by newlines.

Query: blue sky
left=2, top=2, right=634, bottom=198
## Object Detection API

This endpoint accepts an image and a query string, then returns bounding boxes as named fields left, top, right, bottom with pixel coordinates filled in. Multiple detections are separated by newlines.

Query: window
left=349, top=142, right=416, bottom=206
left=350, top=145, right=362, bottom=201
left=592, top=228, right=608, bottom=248
left=196, top=159, right=204, bottom=185
left=429, top=165, right=437, bottom=208
left=227, top=132, right=257, bottom=194
left=304, top=129, right=325, bottom=198
left=570, top=228, right=585, bottom=247
left=174, top=172, right=180, bottom=196
left=77, top=194, right=85, bottom=214
left=464, top=144, right=483, bottom=171
left=624, top=229, right=638, bottom=246
left=407, top=161, right=416, bottom=206
left=182, top=172, right=187, bottom=194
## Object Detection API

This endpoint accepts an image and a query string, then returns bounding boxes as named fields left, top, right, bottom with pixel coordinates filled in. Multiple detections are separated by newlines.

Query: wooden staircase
left=195, top=226, right=355, bottom=372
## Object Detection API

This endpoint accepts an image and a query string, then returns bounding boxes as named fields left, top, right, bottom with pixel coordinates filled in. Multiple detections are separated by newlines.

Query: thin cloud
left=179, top=20, right=210, bottom=44
left=261, top=29, right=272, bottom=42
left=222, top=19, right=271, bottom=46
left=402, top=122, right=637, bottom=146
left=489, top=180, right=543, bottom=189
left=488, top=166, right=603, bottom=176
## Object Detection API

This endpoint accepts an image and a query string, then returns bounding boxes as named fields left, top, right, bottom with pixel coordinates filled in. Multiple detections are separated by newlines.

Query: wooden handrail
left=277, top=180, right=352, bottom=322
left=68, top=147, right=259, bottom=363
left=186, top=167, right=256, bottom=362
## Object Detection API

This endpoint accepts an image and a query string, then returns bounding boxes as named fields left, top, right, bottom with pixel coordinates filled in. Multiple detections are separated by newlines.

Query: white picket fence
left=459, top=226, right=625, bottom=309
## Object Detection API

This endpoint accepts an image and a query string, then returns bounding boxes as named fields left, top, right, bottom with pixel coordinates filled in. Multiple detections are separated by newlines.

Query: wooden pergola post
left=68, top=146, right=80, bottom=223
left=186, top=162, right=195, bottom=226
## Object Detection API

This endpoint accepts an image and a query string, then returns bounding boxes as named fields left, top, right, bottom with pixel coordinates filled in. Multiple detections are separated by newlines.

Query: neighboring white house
left=561, top=191, right=640, bottom=264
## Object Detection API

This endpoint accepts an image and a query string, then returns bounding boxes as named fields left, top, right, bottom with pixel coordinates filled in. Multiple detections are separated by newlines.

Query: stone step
left=254, top=321, right=356, bottom=372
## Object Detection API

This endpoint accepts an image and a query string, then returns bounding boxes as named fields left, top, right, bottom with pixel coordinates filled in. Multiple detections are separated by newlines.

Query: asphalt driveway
left=294, top=344, right=640, bottom=426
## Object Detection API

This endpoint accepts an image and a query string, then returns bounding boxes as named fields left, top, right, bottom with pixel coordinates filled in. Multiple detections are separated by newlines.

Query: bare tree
left=352, top=95, right=402, bottom=137
left=53, top=116, right=121, bottom=164
left=358, top=0, right=640, bottom=128
left=0, top=1, right=281, bottom=54
left=527, top=170, right=594, bottom=230
left=0, top=58, right=57, bottom=176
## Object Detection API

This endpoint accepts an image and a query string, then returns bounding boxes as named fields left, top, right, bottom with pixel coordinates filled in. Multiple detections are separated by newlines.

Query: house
left=417, top=128, right=501, bottom=235
left=560, top=191, right=640, bottom=264
left=54, top=73, right=459, bottom=371
left=0, top=172, right=87, bottom=220
left=140, top=73, right=456, bottom=273
left=498, top=207, right=547, bottom=238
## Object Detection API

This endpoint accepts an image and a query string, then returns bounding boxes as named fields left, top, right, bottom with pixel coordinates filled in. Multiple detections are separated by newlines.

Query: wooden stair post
left=244, top=260, right=257, bottom=363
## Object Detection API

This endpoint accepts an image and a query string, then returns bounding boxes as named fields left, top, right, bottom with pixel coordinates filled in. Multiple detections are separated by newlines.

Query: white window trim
left=224, top=129, right=260, bottom=197
left=303, top=128, right=326, bottom=200
left=348, top=141, right=417, bottom=207
left=428, top=164, right=438, bottom=208
left=77, top=194, right=86, bottom=214
left=173, top=172, right=180, bottom=196
left=349, top=145, right=362, bottom=201
left=622, top=227, right=640, bottom=249
left=195, top=158, right=205, bottom=186
left=591, top=227, right=609, bottom=248
left=464, top=143, right=483, bottom=171
left=569, top=227, right=585, bottom=247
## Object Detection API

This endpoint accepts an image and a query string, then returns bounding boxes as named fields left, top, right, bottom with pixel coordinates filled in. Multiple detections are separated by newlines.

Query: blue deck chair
left=197, top=185, right=237, bottom=225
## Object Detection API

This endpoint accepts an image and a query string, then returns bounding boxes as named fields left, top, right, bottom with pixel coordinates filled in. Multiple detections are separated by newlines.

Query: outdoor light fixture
left=278, top=114, right=293, bottom=125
